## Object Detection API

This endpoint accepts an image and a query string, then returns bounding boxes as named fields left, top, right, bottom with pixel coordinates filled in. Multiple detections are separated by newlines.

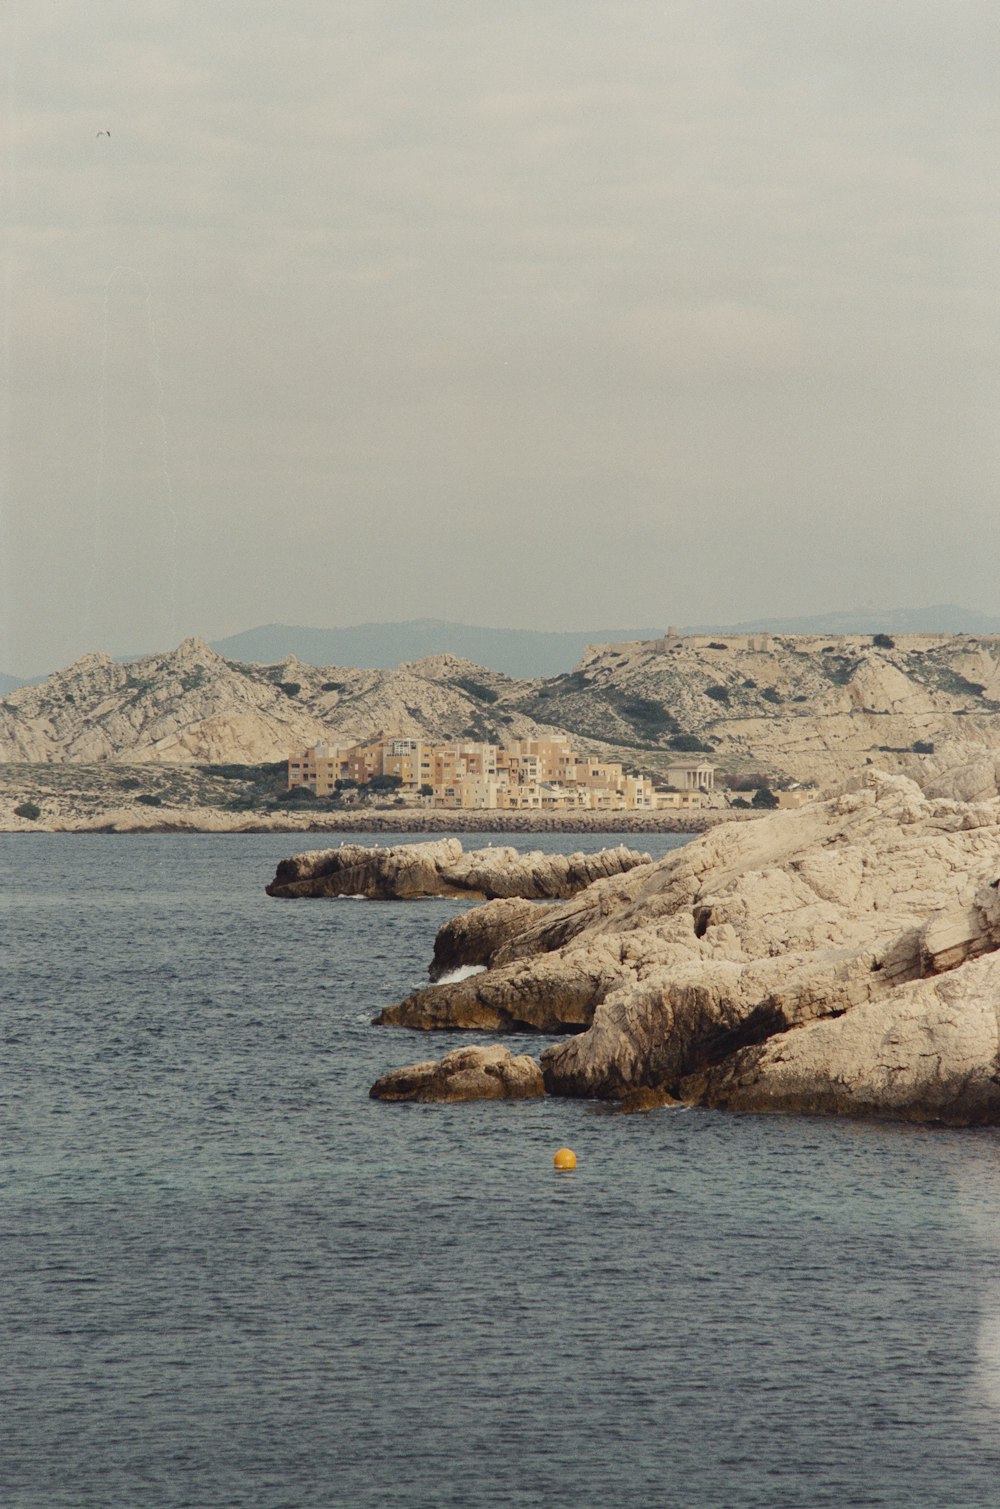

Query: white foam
left=435, top=964, right=487, bottom=985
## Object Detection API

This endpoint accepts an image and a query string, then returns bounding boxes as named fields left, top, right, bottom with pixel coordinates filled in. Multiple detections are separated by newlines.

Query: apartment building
left=287, top=735, right=709, bottom=811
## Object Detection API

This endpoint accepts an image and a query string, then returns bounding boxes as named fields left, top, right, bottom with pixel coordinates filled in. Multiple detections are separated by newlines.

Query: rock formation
left=265, top=838, right=651, bottom=901
left=5, top=631, right=1000, bottom=801
left=372, top=772, right=1000, bottom=1124
left=369, top=1044, right=544, bottom=1103
left=429, top=898, right=551, bottom=978
left=0, top=639, right=548, bottom=765
left=513, top=631, right=1000, bottom=793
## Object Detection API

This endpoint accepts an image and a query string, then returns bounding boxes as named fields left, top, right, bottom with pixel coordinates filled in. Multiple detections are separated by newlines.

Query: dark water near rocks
left=4, top=832, right=1000, bottom=1509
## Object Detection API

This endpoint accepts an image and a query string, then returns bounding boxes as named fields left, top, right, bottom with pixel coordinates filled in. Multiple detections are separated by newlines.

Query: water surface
left=3, top=833, right=1000, bottom=1507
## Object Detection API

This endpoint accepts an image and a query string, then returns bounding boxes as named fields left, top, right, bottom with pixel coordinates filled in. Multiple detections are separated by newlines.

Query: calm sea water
left=3, top=831, right=1000, bottom=1509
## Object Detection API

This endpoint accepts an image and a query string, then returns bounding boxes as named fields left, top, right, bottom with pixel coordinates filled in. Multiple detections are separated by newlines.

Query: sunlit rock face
left=5, top=633, right=1000, bottom=804
left=0, top=641, right=544, bottom=765
left=265, top=839, right=651, bottom=901
left=369, top=1045, right=544, bottom=1103
left=373, top=772, right=1000, bottom=1124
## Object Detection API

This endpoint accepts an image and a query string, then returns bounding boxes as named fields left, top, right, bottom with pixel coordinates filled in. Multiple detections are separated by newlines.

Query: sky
left=3, top=0, right=999, bottom=675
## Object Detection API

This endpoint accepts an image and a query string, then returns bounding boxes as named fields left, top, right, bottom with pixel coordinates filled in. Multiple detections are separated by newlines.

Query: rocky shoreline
left=368, top=772, right=1000, bottom=1125
left=264, top=838, right=651, bottom=901
left=1, top=801, right=747, bottom=836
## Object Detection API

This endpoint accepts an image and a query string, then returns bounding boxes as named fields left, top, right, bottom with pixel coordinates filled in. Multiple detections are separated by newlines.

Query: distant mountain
left=691, top=605, right=1000, bottom=636
left=210, top=609, right=1000, bottom=680
left=0, top=672, right=27, bottom=696
left=210, top=620, right=664, bottom=680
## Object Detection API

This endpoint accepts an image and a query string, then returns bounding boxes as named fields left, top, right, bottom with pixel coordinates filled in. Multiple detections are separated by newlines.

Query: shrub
left=456, top=678, right=499, bottom=704
left=705, top=685, right=730, bottom=704
left=873, top=634, right=895, bottom=650
left=366, top=774, right=403, bottom=792
left=419, top=783, right=433, bottom=797
left=751, top=787, right=779, bottom=809
left=826, top=660, right=859, bottom=686
left=621, top=698, right=678, bottom=737
left=668, top=733, right=713, bottom=753
left=135, top=793, right=163, bottom=807
left=707, top=642, right=729, bottom=650
left=912, top=740, right=935, bottom=754
left=118, top=776, right=142, bottom=790
left=275, top=785, right=317, bottom=804
left=761, top=687, right=783, bottom=704
left=14, top=800, right=41, bottom=820
left=730, top=798, right=750, bottom=809
left=278, top=682, right=301, bottom=698
left=728, top=772, right=775, bottom=792
left=742, top=678, right=757, bottom=688
left=320, top=681, right=344, bottom=693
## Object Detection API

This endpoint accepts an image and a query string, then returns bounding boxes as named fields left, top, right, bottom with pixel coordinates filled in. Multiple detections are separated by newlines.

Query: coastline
left=0, top=806, right=758, bottom=836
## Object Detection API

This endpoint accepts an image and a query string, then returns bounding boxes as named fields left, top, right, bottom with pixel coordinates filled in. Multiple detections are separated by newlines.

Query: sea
left=3, top=831, right=1000, bottom=1509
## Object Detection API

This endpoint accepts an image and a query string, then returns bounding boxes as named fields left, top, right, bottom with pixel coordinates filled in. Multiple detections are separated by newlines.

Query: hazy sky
left=3, top=1, right=999, bottom=673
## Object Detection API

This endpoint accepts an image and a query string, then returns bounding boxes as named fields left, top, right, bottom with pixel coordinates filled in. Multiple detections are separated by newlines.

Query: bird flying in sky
left=96, top=129, right=110, bottom=138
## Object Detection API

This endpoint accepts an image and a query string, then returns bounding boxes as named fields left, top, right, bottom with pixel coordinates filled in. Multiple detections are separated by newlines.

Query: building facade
left=287, top=735, right=709, bottom=812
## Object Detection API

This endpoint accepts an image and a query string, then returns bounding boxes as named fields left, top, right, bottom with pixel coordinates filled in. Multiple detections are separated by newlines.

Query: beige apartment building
left=287, top=735, right=710, bottom=812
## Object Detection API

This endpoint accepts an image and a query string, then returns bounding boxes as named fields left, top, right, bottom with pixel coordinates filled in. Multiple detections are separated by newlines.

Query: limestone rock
left=376, top=771, right=1000, bottom=1123
left=266, top=839, right=651, bottom=901
left=0, top=640, right=551, bottom=765
left=375, top=946, right=619, bottom=1032
left=369, top=1045, right=544, bottom=1102
left=268, top=839, right=464, bottom=899
left=682, top=953, right=1000, bottom=1125
left=7, top=630, right=1000, bottom=799
left=429, top=898, right=548, bottom=978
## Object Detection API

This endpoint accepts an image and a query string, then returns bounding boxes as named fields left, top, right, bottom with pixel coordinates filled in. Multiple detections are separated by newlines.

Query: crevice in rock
left=696, top=1002, right=791, bottom=1069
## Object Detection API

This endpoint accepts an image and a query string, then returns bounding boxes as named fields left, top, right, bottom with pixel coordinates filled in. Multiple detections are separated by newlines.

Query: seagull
left=96, top=129, right=110, bottom=138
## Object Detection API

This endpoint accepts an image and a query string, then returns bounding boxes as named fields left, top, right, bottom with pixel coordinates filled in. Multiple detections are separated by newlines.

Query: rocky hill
left=209, top=619, right=663, bottom=679
left=3, top=631, right=1000, bottom=802
left=508, top=631, right=1000, bottom=794
left=0, top=637, right=550, bottom=765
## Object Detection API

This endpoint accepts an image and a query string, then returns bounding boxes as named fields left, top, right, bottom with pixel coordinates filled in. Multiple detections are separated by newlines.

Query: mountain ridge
left=210, top=607, right=1000, bottom=677
left=6, top=606, right=1000, bottom=687
left=4, top=630, right=1000, bottom=804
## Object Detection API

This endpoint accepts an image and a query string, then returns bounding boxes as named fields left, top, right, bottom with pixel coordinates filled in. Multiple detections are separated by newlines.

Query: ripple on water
left=3, top=832, right=1000, bottom=1509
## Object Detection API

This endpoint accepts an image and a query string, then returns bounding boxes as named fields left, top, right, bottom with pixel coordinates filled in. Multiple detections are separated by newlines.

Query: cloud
left=3, top=0, right=999, bottom=671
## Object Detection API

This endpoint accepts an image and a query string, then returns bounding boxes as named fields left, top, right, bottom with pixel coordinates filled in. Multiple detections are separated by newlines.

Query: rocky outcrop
left=373, top=772, right=1000, bottom=1124
left=429, top=898, right=550, bottom=978
left=266, top=839, right=651, bottom=901
left=369, top=1045, right=544, bottom=1103
left=682, top=952, right=1000, bottom=1125
left=515, top=632, right=1000, bottom=793
left=376, top=947, right=616, bottom=1032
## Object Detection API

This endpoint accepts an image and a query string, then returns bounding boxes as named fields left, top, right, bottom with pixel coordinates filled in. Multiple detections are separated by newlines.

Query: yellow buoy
left=553, top=1147, right=577, bottom=1170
